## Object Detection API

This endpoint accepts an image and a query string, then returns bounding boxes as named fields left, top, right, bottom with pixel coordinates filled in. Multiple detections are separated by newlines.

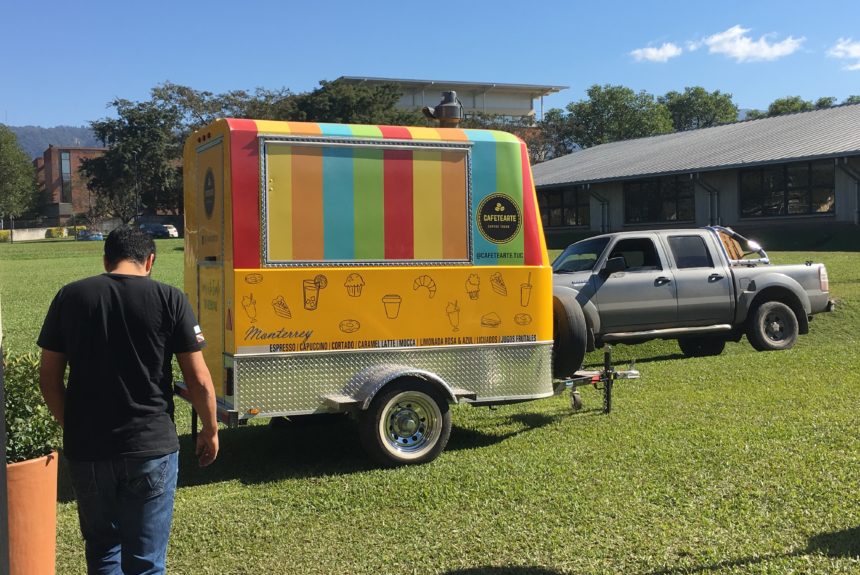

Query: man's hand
left=177, top=351, right=220, bottom=467
left=195, top=429, right=219, bottom=467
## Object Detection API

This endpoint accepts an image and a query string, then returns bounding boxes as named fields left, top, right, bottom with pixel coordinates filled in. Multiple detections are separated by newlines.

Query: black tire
left=359, top=379, right=451, bottom=467
left=552, top=289, right=587, bottom=378
left=678, top=336, right=726, bottom=357
left=746, top=301, right=799, bottom=351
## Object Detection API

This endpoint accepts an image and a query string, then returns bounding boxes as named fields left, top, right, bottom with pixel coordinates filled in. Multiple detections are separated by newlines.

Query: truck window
left=668, top=235, right=714, bottom=269
left=608, top=238, right=662, bottom=271
left=552, top=237, right=610, bottom=272
left=263, top=142, right=470, bottom=265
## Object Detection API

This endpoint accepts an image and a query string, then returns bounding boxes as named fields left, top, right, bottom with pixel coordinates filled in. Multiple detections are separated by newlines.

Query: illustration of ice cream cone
left=382, top=294, right=402, bottom=319
left=344, top=273, right=365, bottom=297
left=520, top=272, right=532, bottom=307
left=447, top=300, right=460, bottom=332
left=465, top=274, right=480, bottom=300
left=242, top=293, right=257, bottom=323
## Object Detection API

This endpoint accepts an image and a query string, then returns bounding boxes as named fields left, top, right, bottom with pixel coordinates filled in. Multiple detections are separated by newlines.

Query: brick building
left=34, top=144, right=106, bottom=225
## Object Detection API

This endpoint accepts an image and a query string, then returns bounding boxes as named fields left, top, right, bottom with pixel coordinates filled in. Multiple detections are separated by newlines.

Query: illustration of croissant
left=412, top=274, right=437, bottom=298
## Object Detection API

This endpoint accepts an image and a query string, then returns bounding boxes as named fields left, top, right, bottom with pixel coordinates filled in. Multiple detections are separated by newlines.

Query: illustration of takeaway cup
left=344, top=273, right=365, bottom=297
left=242, top=293, right=257, bottom=323
left=447, top=300, right=460, bottom=332
left=520, top=272, right=532, bottom=307
left=303, top=274, right=328, bottom=311
left=382, top=294, right=402, bottom=319
left=465, top=274, right=480, bottom=300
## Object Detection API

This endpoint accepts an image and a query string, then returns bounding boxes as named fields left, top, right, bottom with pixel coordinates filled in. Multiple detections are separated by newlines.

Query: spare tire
left=553, top=288, right=587, bottom=378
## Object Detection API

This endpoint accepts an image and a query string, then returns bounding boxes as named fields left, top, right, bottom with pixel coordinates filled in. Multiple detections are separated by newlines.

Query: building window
left=537, top=186, right=590, bottom=228
left=60, top=151, right=72, bottom=203
left=739, top=159, right=835, bottom=218
left=624, top=176, right=694, bottom=224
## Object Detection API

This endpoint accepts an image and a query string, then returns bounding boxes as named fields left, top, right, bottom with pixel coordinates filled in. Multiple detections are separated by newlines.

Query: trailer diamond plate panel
left=234, top=342, right=552, bottom=417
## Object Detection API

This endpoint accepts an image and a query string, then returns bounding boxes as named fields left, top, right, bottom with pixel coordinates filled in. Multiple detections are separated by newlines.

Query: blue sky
left=2, top=0, right=859, bottom=127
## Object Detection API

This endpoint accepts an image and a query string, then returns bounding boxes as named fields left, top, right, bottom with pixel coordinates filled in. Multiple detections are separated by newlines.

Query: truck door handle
left=655, top=276, right=672, bottom=286
left=708, top=273, right=724, bottom=282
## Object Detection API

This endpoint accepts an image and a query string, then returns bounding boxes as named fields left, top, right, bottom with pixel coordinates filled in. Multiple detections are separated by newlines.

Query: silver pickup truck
left=551, top=226, right=834, bottom=375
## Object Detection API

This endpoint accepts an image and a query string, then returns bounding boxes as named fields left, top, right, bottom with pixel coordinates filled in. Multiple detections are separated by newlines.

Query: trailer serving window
left=262, top=139, right=471, bottom=266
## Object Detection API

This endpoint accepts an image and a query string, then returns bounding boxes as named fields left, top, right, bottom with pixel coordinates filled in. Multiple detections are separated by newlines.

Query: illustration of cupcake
left=344, top=273, right=365, bottom=297
left=465, top=274, right=481, bottom=300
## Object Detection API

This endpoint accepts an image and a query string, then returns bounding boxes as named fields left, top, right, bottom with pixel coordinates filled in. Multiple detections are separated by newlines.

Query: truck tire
left=678, top=336, right=726, bottom=357
left=553, top=290, right=587, bottom=378
left=746, top=301, right=799, bottom=351
left=359, top=379, right=451, bottom=467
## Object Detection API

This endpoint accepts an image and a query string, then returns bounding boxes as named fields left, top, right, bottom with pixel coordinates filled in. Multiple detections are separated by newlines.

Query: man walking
left=38, top=226, right=219, bottom=574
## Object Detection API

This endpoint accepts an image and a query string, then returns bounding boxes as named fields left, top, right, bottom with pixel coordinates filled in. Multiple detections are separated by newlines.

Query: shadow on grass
left=444, top=568, right=563, bottom=575
left=582, top=352, right=684, bottom=370
left=644, top=526, right=860, bottom=574
left=447, top=412, right=564, bottom=452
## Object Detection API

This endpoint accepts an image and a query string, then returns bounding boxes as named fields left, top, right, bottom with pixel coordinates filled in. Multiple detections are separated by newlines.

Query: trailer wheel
left=553, top=291, right=587, bottom=378
left=359, top=380, right=451, bottom=467
left=746, top=301, right=799, bottom=351
left=678, top=336, right=726, bottom=357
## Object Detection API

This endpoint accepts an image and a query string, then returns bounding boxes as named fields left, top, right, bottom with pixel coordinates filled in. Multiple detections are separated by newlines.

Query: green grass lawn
left=2, top=239, right=859, bottom=574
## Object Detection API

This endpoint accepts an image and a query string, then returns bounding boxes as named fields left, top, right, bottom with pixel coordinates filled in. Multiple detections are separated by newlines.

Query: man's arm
left=176, top=350, right=219, bottom=466
left=39, top=349, right=67, bottom=428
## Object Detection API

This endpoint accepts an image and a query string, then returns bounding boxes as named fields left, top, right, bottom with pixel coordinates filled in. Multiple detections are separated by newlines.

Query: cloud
left=630, top=42, right=683, bottom=63
left=828, top=38, right=860, bottom=70
left=703, top=25, right=804, bottom=62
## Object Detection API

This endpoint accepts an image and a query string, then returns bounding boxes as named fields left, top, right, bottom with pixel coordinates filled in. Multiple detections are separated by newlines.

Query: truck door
left=667, top=234, right=733, bottom=325
left=195, top=139, right=225, bottom=395
left=593, top=236, right=677, bottom=331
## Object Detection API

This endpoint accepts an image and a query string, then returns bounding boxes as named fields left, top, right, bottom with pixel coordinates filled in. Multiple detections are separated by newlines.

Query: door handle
left=655, top=276, right=672, bottom=286
left=708, top=273, right=724, bottom=282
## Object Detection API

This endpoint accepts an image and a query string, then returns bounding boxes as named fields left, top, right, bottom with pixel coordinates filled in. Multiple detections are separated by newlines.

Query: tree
left=842, top=95, right=860, bottom=105
left=659, top=87, right=739, bottom=131
left=290, top=80, right=424, bottom=125
left=566, top=84, right=673, bottom=149
left=80, top=99, right=183, bottom=223
left=0, top=125, right=37, bottom=222
left=766, top=96, right=814, bottom=117
left=815, top=96, right=837, bottom=109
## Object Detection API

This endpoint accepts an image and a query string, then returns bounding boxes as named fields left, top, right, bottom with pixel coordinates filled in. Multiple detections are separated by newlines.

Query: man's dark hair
left=104, top=226, right=157, bottom=268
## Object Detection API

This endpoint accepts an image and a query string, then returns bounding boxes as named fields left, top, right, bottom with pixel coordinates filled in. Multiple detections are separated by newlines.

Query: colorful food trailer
left=179, top=118, right=554, bottom=465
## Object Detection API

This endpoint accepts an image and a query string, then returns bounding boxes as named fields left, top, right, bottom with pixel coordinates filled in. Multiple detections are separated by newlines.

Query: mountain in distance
left=7, top=125, right=101, bottom=159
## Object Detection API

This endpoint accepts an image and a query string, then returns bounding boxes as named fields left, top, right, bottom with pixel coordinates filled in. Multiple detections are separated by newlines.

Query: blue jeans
left=67, top=451, right=179, bottom=575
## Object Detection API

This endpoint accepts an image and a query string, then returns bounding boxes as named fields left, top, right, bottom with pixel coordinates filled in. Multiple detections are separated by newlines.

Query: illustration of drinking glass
left=303, top=274, right=328, bottom=311
left=242, top=293, right=257, bottom=323
left=447, top=300, right=460, bottom=332
left=382, top=294, right=402, bottom=319
left=520, top=272, right=532, bottom=308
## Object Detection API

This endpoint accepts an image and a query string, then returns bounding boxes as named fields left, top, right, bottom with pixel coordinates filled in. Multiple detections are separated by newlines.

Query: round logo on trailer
left=476, top=193, right=521, bottom=244
left=203, top=168, right=215, bottom=219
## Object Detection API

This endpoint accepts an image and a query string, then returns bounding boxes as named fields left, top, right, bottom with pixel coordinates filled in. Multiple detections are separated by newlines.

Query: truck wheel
left=746, top=301, right=799, bottom=351
left=678, top=336, right=726, bottom=357
left=359, top=379, right=451, bottom=467
left=552, top=291, right=587, bottom=378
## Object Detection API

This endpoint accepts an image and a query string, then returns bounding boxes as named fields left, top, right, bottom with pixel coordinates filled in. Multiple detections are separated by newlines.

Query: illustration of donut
left=338, top=319, right=361, bottom=333
left=514, top=313, right=532, bottom=326
left=412, top=274, right=437, bottom=298
left=245, top=273, right=263, bottom=284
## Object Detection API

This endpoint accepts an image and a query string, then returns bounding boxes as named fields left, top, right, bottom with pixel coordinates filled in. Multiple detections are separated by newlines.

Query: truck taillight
left=819, top=266, right=829, bottom=292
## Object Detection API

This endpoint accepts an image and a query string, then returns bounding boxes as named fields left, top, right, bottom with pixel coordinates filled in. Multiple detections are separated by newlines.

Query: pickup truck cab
left=552, top=226, right=833, bottom=369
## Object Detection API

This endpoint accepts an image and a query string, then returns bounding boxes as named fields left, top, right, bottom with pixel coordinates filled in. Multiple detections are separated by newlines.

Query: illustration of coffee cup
left=382, top=294, right=402, bottom=319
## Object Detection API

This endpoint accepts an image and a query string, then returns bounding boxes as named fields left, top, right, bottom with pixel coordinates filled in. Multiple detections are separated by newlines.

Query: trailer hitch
left=554, top=346, right=639, bottom=413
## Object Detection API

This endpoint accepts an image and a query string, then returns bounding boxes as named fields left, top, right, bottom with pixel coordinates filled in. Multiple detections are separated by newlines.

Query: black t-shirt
left=37, top=273, right=204, bottom=461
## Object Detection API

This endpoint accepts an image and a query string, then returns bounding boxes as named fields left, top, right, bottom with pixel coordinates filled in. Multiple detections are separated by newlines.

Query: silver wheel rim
left=763, top=310, right=787, bottom=342
left=378, top=391, right=441, bottom=459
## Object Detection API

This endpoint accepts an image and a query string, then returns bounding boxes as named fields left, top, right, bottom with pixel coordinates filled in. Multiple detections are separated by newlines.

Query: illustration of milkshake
left=242, top=293, right=257, bottom=323
left=447, top=300, right=460, bottom=332
left=382, top=294, right=402, bottom=319
left=465, top=274, right=480, bottom=300
left=303, top=274, right=328, bottom=311
left=520, top=272, right=532, bottom=307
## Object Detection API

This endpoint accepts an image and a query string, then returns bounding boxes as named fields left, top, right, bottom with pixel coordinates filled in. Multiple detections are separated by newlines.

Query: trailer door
left=195, top=139, right=225, bottom=395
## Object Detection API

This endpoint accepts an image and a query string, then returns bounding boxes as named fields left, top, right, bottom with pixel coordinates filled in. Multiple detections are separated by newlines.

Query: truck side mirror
left=602, top=257, right=626, bottom=276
